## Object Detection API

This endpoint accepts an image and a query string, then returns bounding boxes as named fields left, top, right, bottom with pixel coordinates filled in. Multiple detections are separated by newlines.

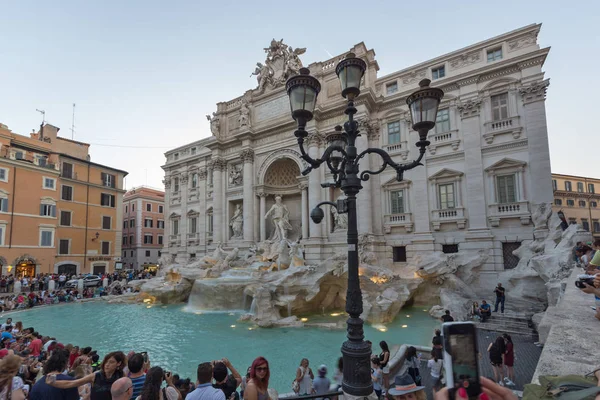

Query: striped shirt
left=130, top=374, right=146, bottom=399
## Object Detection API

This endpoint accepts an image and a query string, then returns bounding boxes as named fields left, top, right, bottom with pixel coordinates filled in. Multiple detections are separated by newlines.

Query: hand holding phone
left=442, top=322, right=481, bottom=399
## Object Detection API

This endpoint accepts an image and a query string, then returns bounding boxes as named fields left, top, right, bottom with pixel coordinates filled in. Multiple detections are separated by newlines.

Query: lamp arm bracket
left=357, top=147, right=426, bottom=182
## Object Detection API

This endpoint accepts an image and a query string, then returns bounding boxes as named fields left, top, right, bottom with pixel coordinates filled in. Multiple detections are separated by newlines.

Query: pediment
left=169, top=212, right=180, bottom=219
left=382, top=177, right=412, bottom=187
left=187, top=209, right=198, bottom=216
left=428, top=168, right=464, bottom=181
left=485, top=158, right=527, bottom=172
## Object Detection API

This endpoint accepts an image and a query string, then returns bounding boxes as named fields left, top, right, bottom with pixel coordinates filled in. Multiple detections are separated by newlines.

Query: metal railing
left=280, top=391, right=343, bottom=400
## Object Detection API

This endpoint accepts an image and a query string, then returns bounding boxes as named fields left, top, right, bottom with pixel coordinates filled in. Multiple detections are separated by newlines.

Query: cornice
left=426, top=151, right=465, bottom=164
left=481, top=138, right=528, bottom=155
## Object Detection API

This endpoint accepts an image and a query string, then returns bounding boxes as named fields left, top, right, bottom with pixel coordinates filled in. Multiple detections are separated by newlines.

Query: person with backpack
left=404, top=347, right=422, bottom=386
left=488, top=336, right=506, bottom=386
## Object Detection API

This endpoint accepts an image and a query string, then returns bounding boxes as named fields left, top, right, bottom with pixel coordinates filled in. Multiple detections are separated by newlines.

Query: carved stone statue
left=230, top=204, right=244, bottom=240
left=288, top=240, right=305, bottom=267
left=252, top=39, right=306, bottom=91
left=206, top=113, right=220, bottom=137
left=238, top=101, right=251, bottom=128
left=331, top=201, right=348, bottom=232
left=286, top=46, right=306, bottom=76
left=264, top=196, right=293, bottom=241
left=201, top=242, right=227, bottom=266
left=250, top=62, right=271, bottom=92
left=229, top=164, right=242, bottom=186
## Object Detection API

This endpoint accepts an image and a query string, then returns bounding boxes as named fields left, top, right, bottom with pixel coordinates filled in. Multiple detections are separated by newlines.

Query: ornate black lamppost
left=285, top=53, right=443, bottom=397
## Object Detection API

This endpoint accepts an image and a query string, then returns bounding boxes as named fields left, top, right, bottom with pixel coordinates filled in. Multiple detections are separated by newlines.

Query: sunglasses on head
left=255, top=367, right=268, bottom=372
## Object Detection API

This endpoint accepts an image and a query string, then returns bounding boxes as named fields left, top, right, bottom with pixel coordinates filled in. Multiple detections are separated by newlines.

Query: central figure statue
left=264, top=195, right=293, bottom=241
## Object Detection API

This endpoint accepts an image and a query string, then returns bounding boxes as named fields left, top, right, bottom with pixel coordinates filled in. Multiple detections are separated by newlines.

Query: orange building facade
left=0, top=122, right=127, bottom=276
left=552, top=173, right=600, bottom=239
left=122, top=186, right=165, bottom=270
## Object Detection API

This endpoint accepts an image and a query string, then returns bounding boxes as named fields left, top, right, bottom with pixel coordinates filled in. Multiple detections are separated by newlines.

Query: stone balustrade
left=383, top=213, right=413, bottom=233
left=487, top=201, right=531, bottom=226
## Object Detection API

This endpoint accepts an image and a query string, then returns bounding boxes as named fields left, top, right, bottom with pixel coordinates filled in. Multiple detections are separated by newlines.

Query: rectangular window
left=100, top=193, right=115, bottom=207
left=0, top=227, right=3, bottom=245
left=577, top=182, right=584, bottom=193
left=125, top=205, right=128, bottom=213
left=62, top=162, right=73, bottom=179
left=144, top=234, right=153, bottom=244
left=442, top=244, right=459, bottom=254
left=432, top=65, right=445, bottom=80
left=101, top=172, right=116, bottom=188
left=496, top=175, right=516, bottom=204
left=552, top=180, right=557, bottom=191
left=594, top=219, right=600, bottom=232
left=390, top=190, right=404, bottom=214
left=61, top=185, right=73, bottom=201
left=132, top=204, right=135, bottom=212
left=591, top=201, right=598, bottom=208
left=191, top=173, right=198, bottom=188
left=438, top=183, right=456, bottom=209
left=173, top=177, right=180, bottom=192
left=567, top=199, right=575, bottom=206
left=191, top=147, right=197, bottom=155
left=487, top=47, right=502, bottom=62
left=579, top=200, right=587, bottom=207
left=130, top=250, right=134, bottom=257
left=0, top=198, right=8, bottom=212
left=159, top=205, right=164, bottom=214
left=129, top=235, right=134, bottom=245
left=146, top=203, right=152, bottom=212
left=157, top=220, right=165, bottom=229
left=102, top=216, right=111, bottom=230
left=208, top=215, right=213, bottom=234
left=158, top=235, right=163, bottom=245
left=101, top=241, right=110, bottom=255
left=60, top=211, right=71, bottom=226
left=123, top=220, right=127, bottom=229
left=122, top=236, right=127, bottom=245
left=145, top=250, right=151, bottom=257
left=589, top=184, right=595, bottom=194
left=392, top=246, right=407, bottom=262
left=40, top=204, right=56, bottom=217
left=565, top=181, right=572, bottom=191
left=189, top=217, right=197, bottom=234
left=554, top=198, right=562, bottom=206
left=386, top=82, right=398, bottom=95
left=40, top=230, right=53, bottom=247
left=174, top=153, right=179, bottom=161
left=144, top=218, right=153, bottom=228
left=14, top=151, right=24, bottom=160
left=502, top=242, right=521, bottom=270
left=387, top=121, right=401, bottom=145
left=434, top=109, right=450, bottom=133
left=582, top=219, right=590, bottom=231
left=43, top=177, right=56, bottom=190
left=0, top=168, right=7, bottom=182
left=129, top=219, right=135, bottom=228
left=569, top=218, right=577, bottom=225
left=491, top=93, right=509, bottom=121
left=59, top=239, right=69, bottom=255
left=172, top=220, right=179, bottom=235
left=36, top=155, right=47, bottom=167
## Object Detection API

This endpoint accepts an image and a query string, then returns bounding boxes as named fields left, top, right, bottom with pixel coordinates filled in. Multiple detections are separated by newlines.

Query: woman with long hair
left=427, top=348, right=443, bottom=393
left=295, top=358, right=314, bottom=395
left=244, top=356, right=270, bottom=400
left=378, top=341, right=391, bottom=392
left=137, top=366, right=181, bottom=400
left=46, top=351, right=126, bottom=399
left=487, top=336, right=506, bottom=385
left=502, top=334, right=515, bottom=386
left=0, top=355, right=26, bottom=400
left=404, top=346, right=421, bottom=386
left=11, top=321, right=22, bottom=336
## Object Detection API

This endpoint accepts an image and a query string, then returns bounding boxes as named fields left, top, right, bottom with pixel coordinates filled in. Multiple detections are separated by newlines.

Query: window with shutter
left=40, top=230, right=53, bottom=247
left=40, top=204, right=56, bottom=217
left=61, top=185, right=73, bottom=201
left=0, top=198, right=7, bottom=212
left=101, top=241, right=110, bottom=255
left=101, top=172, right=116, bottom=188
left=491, top=93, right=508, bottom=121
left=60, top=211, right=71, bottom=226
left=59, top=239, right=69, bottom=255
left=390, top=190, right=404, bottom=214
left=102, top=216, right=111, bottom=230
left=62, top=162, right=73, bottom=179
left=496, top=175, right=516, bottom=204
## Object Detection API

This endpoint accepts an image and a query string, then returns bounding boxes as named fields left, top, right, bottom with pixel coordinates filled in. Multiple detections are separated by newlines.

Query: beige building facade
left=162, top=24, right=553, bottom=279
left=552, top=173, right=600, bottom=239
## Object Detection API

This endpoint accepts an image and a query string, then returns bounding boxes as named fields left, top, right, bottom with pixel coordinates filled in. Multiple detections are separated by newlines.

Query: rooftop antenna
left=36, top=109, right=45, bottom=139
left=70, top=103, right=76, bottom=140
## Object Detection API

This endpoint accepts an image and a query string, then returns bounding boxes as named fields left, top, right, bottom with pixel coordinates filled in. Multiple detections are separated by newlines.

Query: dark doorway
left=58, top=264, right=77, bottom=277
left=93, top=264, right=106, bottom=275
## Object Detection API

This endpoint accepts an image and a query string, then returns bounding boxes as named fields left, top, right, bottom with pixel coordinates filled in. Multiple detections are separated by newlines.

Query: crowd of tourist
left=574, top=240, right=600, bottom=321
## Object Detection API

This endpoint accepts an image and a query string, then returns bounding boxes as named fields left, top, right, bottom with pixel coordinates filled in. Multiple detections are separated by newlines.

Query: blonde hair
left=0, top=355, right=21, bottom=391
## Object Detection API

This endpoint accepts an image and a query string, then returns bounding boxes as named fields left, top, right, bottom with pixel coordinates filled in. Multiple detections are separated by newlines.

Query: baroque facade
left=162, top=24, right=553, bottom=274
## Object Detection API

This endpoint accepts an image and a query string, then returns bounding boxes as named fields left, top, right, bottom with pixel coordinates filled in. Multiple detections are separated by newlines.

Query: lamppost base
left=341, top=390, right=379, bottom=400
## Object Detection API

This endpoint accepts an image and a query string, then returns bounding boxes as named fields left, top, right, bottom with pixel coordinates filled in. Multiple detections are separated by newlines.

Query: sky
left=1, top=0, right=598, bottom=189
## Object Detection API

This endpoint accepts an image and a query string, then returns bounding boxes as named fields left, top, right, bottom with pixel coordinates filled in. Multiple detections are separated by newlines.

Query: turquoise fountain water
left=11, top=302, right=437, bottom=392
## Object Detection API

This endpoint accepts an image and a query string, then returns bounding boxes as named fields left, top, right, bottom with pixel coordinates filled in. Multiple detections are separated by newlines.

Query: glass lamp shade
left=406, top=79, right=444, bottom=137
left=327, top=125, right=346, bottom=170
left=286, top=68, right=321, bottom=122
left=336, top=53, right=366, bottom=99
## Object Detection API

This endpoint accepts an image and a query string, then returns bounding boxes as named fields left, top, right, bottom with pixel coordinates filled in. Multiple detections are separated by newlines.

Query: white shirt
left=427, top=359, right=443, bottom=378
left=185, top=383, right=226, bottom=400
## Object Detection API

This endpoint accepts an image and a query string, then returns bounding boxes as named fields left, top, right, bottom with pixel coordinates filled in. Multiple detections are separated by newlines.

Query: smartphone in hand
left=442, top=322, right=481, bottom=399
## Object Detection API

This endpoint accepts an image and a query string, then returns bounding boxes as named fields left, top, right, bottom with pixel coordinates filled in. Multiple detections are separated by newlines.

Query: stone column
left=355, top=132, right=373, bottom=234
left=241, top=149, right=255, bottom=243
left=258, top=192, right=267, bottom=241
left=307, top=132, right=324, bottom=239
left=299, top=181, right=309, bottom=240
left=519, top=80, right=553, bottom=204
left=211, top=158, right=227, bottom=243
left=254, top=193, right=260, bottom=242
left=162, top=177, right=172, bottom=252
left=198, top=168, right=207, bottom=246
left=364, top=118, right=382, bottom=235
left=180, top=172, right=189, bottom=248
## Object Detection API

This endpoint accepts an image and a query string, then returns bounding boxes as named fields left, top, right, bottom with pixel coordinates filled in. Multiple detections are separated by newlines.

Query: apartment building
left=122, top=186, right=165, bottom=270
left=552, top=173, right=600, bottom=239
left=0, top=122, right=127, bottom=277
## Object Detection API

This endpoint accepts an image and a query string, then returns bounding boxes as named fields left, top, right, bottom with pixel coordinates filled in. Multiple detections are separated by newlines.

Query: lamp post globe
left=406, top=78, right=444, bottom=142
left=336, top=53, right=367, bottom=100
left=285, top=67, right=321, bottom=134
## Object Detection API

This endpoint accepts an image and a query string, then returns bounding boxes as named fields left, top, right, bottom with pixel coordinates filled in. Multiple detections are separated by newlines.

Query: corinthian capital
left=457, top=97, right=482, bottom=119
left=306, top=132, right=324, bottom=147
left=519, top=79, right=550, bottom=104
left=209, top=157, right=227, bottom=171
left=240, top=148, right=255, bottom=163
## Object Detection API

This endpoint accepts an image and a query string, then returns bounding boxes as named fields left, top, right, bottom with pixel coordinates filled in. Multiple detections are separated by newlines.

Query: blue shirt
left=186, top=383, right=226, bottom=400
left=480, top=303, right=491, bottom=312
left=1, top=332, right=12, bottom=340
left=130, top=374, right=146, bottom=399
left=30, top=374, right=79, bottom=400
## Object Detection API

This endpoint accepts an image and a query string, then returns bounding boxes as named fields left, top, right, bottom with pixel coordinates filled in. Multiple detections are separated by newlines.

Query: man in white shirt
left=58, top=274, right=66, bottom=288
left=0, top=318, right=12, bottom=331
left=186, top=362, right=225, bottom=400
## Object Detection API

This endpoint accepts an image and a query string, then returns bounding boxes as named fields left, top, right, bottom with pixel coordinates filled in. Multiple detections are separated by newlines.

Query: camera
left=575, top=277, right=595, bottom=289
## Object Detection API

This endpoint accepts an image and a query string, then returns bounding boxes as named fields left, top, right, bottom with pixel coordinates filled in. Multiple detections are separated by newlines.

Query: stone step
left=478, top=323, right=538, bottom=338
left=483, top=319, right=532, bottom=328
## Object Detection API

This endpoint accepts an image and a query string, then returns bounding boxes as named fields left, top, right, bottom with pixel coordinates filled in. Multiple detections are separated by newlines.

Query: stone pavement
left=411, top=329, right=542, bottom=399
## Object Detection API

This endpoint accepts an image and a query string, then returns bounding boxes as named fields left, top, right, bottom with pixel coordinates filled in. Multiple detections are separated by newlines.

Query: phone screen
left=443, top=322, right=480, bottom=398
